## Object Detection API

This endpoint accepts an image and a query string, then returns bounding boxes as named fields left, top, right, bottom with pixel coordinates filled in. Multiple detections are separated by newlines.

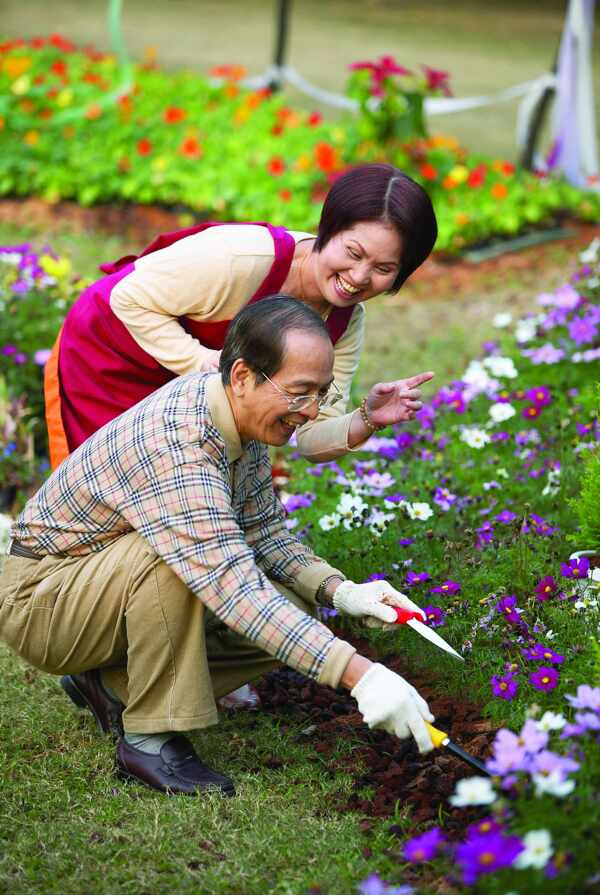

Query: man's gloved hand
left=333, top=579, right=425, bottom=626
left=351, top=663, right=435, bottom=753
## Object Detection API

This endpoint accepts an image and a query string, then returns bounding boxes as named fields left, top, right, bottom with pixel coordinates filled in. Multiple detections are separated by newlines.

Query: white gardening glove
left=351, top=663, right=435, bottom=754
left=333, top=579, right=426, bottom=626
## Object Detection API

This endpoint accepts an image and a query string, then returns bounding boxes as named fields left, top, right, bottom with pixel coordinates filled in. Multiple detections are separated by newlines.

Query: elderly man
left=0, top=296, right=434, bottom=796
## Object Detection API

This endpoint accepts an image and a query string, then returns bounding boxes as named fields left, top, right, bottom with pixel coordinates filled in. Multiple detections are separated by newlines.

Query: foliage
left=0, top=35, right=598, bottom=255
left=280, top=244, right=600, bottom=892
left=0, top=243, right=83, bottom=446
left=0, top=374, right=36, bottom=490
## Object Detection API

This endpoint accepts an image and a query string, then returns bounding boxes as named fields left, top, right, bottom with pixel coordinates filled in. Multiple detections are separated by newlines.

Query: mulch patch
left=2, top=196, right=599, bottom=300
left=254, top=634, right=497, bottom=837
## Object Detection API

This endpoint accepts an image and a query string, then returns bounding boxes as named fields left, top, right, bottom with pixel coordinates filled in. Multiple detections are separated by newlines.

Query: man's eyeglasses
left=259, top=371, right=343, bottom=413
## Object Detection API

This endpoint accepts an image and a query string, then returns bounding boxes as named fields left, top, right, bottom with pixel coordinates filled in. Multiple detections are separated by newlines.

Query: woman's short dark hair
left=219, top=294, right=330, bottom=385
left=314, top=163, right=437, bottom=292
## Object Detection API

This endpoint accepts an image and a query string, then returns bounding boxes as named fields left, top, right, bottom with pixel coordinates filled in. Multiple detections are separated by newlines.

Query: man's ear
left=229, top=358, right=253, bottom=396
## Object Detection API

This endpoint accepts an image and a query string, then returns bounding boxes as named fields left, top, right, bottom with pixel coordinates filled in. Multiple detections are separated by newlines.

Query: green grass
left=1, top=0, right=599, bottom=161
left=0, top=649, right=410, bottom=895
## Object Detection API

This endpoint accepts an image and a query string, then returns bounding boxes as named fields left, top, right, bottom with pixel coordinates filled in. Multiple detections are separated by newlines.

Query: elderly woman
left=45, top=163, right=437, bottom=469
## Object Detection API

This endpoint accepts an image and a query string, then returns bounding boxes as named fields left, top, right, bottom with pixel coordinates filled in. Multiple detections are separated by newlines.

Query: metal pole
left=269, top=0, right=291, bottom=91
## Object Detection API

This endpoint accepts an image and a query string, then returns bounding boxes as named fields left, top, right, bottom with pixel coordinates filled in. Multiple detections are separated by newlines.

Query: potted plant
left=0, top=376, right=37, bottom=512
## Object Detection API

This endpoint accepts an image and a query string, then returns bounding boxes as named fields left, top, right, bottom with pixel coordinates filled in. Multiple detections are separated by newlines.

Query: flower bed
left=277, top=240, right=600, bottom=891
left=0, top=35, right=598, bottom=255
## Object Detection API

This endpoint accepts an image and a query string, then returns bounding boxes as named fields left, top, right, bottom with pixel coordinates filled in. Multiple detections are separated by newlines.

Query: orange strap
left=44, top=327, right=70, bottom=470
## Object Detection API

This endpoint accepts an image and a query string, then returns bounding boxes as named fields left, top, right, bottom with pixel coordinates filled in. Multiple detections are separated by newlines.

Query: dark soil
left=254, top=633, right=497, bottom=835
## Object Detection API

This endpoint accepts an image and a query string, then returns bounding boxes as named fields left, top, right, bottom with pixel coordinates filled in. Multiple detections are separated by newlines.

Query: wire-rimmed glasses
left=259, top=371, right=343, bottom=413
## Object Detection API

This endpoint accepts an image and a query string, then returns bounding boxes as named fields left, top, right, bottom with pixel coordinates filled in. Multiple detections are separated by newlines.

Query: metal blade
left=407, top=618, right=464, bottom=661
left=446, top=740, right=491, bottom=776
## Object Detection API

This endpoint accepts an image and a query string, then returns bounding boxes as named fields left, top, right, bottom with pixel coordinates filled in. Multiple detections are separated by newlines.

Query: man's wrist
left=316, top=575, right=345, bottom=607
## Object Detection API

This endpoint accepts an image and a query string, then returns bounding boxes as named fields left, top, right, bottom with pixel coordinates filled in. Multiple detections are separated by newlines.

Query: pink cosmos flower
left=530, top=666, right=560, bottom=692
left=421, top=64, right=452, bottom=96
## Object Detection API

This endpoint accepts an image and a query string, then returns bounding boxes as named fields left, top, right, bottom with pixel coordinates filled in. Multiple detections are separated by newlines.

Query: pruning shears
left=392, top=607, right=491, bottom=774
left=391, top=606, right=464, bottom=662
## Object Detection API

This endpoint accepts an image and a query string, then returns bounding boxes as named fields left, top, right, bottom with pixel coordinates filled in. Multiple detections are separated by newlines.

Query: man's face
left=233, top=329, right=335, bottom=446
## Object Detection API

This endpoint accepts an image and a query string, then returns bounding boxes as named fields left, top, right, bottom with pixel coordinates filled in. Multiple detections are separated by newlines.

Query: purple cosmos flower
left=281, top=492, right=315, bottom=513
left=486, top=729, right=529, bottom=775
left=525, top=385, right=552, bottom=406
left=560, top=557, right=590, bottom=579
left=534, top=575, right=558, bottom=601
left=433, top=486, right=457, bottom=511
left=365, top=573, right=387, bottom=582
left=568, top=314, right=598, bottom=345
left=403, top=827, right=445, bottom=863
left=33, top=348, right=52, bottom=366
left=576, top=421, right=594, bottom=436
left=530, top=666, right=560, bottom=692
left=491, top=673, right=519, bottom=700
left=495, top=510, right=517, bottom=524
left=456, top=832, right=523, bottom=885
left=405, top=570, right=430, bottom=586
left=522, top=344, right=566, bottom=365
left=530, top=749, right=579, bottom=779
left=522, top=403, right=542, bottom=420
left=495, top=595, right=521, bottom=624
left=522, top=643, right=564, bottom=665
left=565, top=684, right=600, bottom=711
left=423, top=604, right=445, bottom=627
left=1, top=344, right=17, bottom=356
left=466, top=817, right=502, bottom=838
left=491, top=431, right=511, bottom=442
left=397, top=537, right=414, bottom=547
left=563, top=711, right=600, bottom=737
left=430, top=580, right=461, bottom=596
left=527, top=514, right=558, bottom=537
left=475, top=521, right=495, bottom=548
left=443, top=390, right=467, bottom=413
left=394, top=432, right=415, bottom=452
left=520, top=719, right=550, bottom=754
left=357, top=873, right=413, bottom=895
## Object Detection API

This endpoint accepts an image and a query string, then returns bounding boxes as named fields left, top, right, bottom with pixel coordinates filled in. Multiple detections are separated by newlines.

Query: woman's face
left=314, top=220, right=403, bottom=308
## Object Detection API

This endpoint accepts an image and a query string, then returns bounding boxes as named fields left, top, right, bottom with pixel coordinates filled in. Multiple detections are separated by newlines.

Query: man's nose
left=302, top=397, right=321, bottom=421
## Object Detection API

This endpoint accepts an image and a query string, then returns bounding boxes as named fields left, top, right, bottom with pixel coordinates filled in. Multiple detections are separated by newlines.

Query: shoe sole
left=60, top=675, right=121, bottom=736
left=115, top=766, right=236, bottom=797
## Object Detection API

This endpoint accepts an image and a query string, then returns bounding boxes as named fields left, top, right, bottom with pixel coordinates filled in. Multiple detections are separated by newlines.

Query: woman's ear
left=229, top=358, right=252, bottom=397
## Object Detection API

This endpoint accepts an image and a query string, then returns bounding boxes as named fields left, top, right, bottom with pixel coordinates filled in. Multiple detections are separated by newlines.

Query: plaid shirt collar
left=205, top=374, right=243, bottom=463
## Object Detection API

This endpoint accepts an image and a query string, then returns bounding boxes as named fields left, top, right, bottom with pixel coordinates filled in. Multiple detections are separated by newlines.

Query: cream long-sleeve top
left=109, top=224, right=366, bottom=462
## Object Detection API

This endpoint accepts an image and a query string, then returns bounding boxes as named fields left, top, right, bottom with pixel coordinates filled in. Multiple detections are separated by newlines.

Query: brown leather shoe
left=60, top=670, right=124, bottom=738
left=116, top=735, right=236, bottom=796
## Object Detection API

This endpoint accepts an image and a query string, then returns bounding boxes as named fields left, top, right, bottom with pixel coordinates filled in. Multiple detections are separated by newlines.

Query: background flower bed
left=0, top=35, right=599, bottom=255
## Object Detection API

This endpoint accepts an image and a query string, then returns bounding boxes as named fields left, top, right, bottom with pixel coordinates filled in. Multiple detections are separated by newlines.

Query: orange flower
left=491, top=182, right=508, bottom=200
left=314, top=142, right=339, bottom=173
left=63, top=125, right=75, bottom=139
left=455, top=212, right=470, bottom=226
left=39, top=108, right=53, bottom=119
left=164, top=106, right=186, bottom=124
left=0, top=117, right=4, bottom=131
left=24, top=130, right=39, bottom=146
left=137, top=138, right=152, bottom=156
left=419, top=163, right=438, bottom=181
left=271, top=123, right=284, bottom=136
left=268, top=156, right=286, bottom=176
left=234, top=106, right=250, bottom=124
left=246, top=92, right=263, bottom=110
left=118, top=94, right=133, bottom=115
left=279, top=189, right=292, bottom=202
left=180, top=137, right=202, bottom=159
left=210, top=64, right=247, bottom=81
left=19, top=99, right=34, bottom=113
left=442, top=175, right=457, bottom=190
left=3, top=56, right=32, bottom=79
left=295, top=154, right=311, bottom=172
left=85, top=103, right=102, bottom=120
left=224, top=84, right=239, bottom=99
left=118, top=156, right=131, bottom=173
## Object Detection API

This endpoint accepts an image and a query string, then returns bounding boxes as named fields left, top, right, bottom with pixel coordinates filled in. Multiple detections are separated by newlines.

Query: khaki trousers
left=0, top=532, right=314, bottom=733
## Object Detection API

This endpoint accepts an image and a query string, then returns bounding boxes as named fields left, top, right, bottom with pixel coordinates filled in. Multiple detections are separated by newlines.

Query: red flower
left=349, top=55, right=412, bottom=96
left=419, top=163, right=438, bottom=181
left=49, top=34, right=75, bottom=52
left=422, top=65, right=452, bottom=96
left=179, top=137, right=202, bottom=159
left=307, top=112, right=322, bottom=127
left=502, top=162, right=515, bottom=176
left=268, top=156, right=286, bottom=176
left=468, top=164, right=487, bottom=188
left=51, top=60, right=68, bottom=78
left=314, top=142, right=339, bottom=173
left=279, top=189, right=292, bottom=202
left=136, top=138, right=153, bottom=156
left=29, top=37, right=46, bottom=49
left=271, top=123, right=284, bottom=137
left=164, top=106, right=186, bottom=124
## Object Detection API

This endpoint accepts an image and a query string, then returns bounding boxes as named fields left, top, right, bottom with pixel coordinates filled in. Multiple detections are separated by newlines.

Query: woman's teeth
left=336, top=274, right=360, bottom=295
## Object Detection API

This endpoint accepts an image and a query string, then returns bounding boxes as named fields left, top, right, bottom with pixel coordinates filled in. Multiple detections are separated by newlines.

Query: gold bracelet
left=359, top=397, right=379, bottom=434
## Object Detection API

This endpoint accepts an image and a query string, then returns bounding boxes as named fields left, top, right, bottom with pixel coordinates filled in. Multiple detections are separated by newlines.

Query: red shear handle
left=392, top=607, right=429, bottom=625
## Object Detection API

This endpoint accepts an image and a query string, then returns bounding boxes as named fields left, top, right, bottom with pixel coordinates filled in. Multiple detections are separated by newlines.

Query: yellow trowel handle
left=426, top=721, right=449, bottom=749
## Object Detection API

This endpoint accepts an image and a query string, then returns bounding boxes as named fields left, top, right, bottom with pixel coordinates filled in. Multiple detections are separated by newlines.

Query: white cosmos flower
left=367, top=509, right=395, bottom=537
left=515, top=830, right=553, bottom=870
left=533, top=771, right=575, bottom=798
left=489, top=402, right=516, bottom=423
left=542, top=467, right=561, bottom=496
left=483, top=355, right=518, bottom=378
left=460, top=427, right=491, bottom=449
left=579, top=237, right=600, bottom=264
left=462, top=360, right=498, bottom=393
left=537, top=711, right=567, bottom=732
left=405, top=501, right=434, bottom=521
left=496, top=467, right=509, bottom=478
left=449, top=776, right=497, bottom=807
left=318, top=513, right=341, bottom=531
left=492, top=312, right=513, bottom=328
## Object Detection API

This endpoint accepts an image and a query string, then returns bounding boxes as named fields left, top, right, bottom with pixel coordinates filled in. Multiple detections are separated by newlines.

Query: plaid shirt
left=13, top=374, right=354, bottom=685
